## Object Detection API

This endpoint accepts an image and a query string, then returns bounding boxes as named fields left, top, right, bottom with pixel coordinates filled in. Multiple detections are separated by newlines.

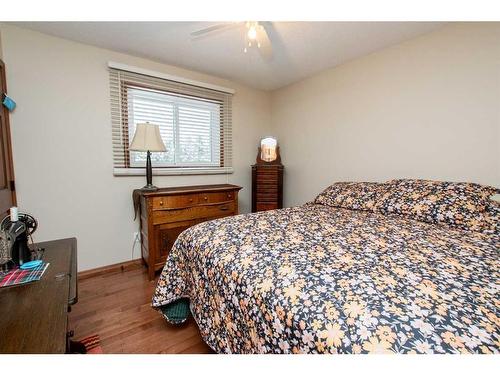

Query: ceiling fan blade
left=257, top=23, right=273, bottom=61
left=190, top=22, right=241, bottom=38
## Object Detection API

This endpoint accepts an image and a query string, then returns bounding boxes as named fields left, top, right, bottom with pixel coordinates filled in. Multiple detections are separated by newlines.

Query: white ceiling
left=13, top=22, right=445, bottom=91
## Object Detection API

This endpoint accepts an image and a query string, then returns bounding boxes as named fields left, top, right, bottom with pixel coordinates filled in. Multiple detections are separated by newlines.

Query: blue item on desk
left=20, top=260, right=43, bottom=270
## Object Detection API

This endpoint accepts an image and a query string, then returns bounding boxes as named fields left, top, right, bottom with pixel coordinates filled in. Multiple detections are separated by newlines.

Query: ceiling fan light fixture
left=247, top=25, right=258, bottom=40
left=192, top=21, right=271, bottom=57
left=244, top=22, right=266, bottom=53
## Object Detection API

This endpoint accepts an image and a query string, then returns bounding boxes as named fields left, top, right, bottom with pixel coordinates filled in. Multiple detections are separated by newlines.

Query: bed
left=152, top=180, right=499, bottom=354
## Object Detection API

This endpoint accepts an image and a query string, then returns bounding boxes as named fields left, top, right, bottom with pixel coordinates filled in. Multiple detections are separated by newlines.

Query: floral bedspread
left=152, top=203, right=500, bottom=354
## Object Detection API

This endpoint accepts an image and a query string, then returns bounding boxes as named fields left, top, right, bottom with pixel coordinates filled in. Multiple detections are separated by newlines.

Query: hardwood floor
left=69, top=265, right=213, bottom=354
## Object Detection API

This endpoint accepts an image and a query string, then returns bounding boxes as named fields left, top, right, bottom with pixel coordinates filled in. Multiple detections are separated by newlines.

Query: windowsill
left=113, top=167, right=234, bottom=176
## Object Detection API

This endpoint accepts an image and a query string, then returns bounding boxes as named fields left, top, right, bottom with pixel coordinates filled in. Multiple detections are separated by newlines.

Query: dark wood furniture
left=0, top=59, right=16, bottom=214
left=0, top=238, right=78, bottom=353
left=252, top=147, right=284, bottom=212
left=134, top=184, right=242, bottom=280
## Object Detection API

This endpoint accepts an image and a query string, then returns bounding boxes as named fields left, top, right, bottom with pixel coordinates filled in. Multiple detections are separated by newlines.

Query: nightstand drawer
left=152, top=194, right=198, bottom=209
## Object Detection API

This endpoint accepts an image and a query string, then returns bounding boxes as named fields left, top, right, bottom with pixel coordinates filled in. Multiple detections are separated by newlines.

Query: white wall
left=0, top=24, right=271, bottom=271
left=1, top=22, right=499, bottom=271
left=271, top=22, right=500, bottom=207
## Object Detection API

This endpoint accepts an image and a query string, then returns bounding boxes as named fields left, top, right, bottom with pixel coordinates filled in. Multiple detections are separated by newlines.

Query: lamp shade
left=129, top=123, right=166, bottom=152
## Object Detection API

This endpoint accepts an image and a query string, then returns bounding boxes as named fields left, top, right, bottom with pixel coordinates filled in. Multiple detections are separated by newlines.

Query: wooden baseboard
left=78, top=258, right=144, bottom=280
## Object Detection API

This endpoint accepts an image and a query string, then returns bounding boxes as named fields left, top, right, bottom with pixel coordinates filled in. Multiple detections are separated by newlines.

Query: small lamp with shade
left=129, top=122, right=166, bottom=191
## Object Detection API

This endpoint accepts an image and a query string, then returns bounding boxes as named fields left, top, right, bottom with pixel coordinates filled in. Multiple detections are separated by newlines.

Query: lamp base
left=141, top=151, right=158, bottom=191
left=141, top=184, right=158, bottom=191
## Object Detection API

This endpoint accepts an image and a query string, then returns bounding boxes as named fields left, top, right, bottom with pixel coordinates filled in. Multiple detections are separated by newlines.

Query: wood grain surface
left=0, top=238, right=77, bottom=353
left=69, top=265, right=213, bottom=354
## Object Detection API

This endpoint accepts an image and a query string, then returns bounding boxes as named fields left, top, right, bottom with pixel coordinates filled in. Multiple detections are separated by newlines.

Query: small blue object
left=20, top=260, right=43, bottom=270
left=2, top=94, right=16, bottom=112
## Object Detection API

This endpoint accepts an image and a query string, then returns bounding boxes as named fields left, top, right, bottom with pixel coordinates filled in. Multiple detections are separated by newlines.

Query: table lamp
left=129, top=122, right=166, bottom=191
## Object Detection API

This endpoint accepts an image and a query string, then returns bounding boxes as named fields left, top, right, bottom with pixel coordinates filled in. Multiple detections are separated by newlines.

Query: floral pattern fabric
left=152, top=203, right=500, bottom=354
left=482, top=200, right=500, bottom=235
left=374, top=179, right=499, bottom=232
left=314, top=182, right=386, bottom=211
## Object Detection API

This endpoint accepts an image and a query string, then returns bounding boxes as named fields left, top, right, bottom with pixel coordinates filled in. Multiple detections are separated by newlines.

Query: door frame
left=0, top=58, right=17, bottom=212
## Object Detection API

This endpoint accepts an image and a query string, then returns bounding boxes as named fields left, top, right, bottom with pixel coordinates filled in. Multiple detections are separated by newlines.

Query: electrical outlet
left=133, top=232, right=140, bottom=242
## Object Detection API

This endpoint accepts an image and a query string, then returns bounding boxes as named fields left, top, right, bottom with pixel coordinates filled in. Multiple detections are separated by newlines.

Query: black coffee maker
left=0, top=211, right=37, bottom=267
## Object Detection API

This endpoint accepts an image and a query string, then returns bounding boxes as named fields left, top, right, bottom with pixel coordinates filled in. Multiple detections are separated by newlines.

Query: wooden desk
left=0, top=238, right=77, bottom=353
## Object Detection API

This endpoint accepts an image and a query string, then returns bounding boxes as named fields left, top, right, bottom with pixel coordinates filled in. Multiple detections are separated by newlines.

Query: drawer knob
left=189, top=198, right=193, bottom=202
left=227, top=194, right=232, bottom=198
left=220, top=206, right=229, bottom=211
left=159, top=200, right=164, bottom=206
left=204, top=196, right=208, bottom=201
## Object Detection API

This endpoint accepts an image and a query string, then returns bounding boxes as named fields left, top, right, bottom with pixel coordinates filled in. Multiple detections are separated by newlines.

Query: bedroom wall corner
left=270, top=22, right=500, bottom=207
left=0, top=23, right=272, bottom=271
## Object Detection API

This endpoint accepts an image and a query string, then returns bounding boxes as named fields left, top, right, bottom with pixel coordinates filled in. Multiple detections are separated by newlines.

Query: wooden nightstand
left=133, top=184, right=242, bottom=280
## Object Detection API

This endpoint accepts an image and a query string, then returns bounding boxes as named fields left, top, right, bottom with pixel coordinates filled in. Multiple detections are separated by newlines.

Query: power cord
left=131, top=231, right=140, bottom=260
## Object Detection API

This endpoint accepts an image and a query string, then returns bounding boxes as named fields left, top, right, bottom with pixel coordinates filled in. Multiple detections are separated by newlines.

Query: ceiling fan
left=190, top=21, right=273, bottom=60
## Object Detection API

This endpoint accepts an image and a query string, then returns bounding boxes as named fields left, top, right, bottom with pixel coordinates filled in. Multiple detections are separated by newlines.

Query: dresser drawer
left=152, top=193, right=198, bottom=209
left=153, top=202, right=236, bottom=224
left=155, top=219, right=198, bottom=265
left=257, top=167, right=278, bottom=174
left=256, top=202, right=278, bottom=211
left=257, top=193, right=278, bottom=201
left=198, top=191, right=236, bottom=204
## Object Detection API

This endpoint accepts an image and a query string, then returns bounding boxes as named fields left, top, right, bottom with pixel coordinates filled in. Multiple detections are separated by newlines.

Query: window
left=126, top=87, right=221, bottom=167
left=109, top=64, right=233, bottom=175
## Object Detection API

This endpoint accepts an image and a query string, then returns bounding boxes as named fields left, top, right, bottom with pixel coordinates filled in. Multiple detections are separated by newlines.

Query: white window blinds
left=109, top=66, right=233, bottom=175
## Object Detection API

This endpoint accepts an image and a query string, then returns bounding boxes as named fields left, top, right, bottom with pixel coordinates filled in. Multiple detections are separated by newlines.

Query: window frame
left=122, top=83, right=224, bottom=170
left=113, top=75, right=234, bottom=176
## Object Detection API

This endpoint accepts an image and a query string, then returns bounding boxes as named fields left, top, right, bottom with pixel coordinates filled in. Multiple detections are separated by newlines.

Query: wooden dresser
left=252, top=164, right=284, bottom=212
left=252, top=143, right=284, bottom=213
left=134, top=184, right=242, bottom=280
